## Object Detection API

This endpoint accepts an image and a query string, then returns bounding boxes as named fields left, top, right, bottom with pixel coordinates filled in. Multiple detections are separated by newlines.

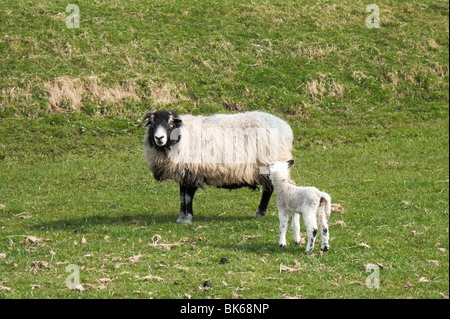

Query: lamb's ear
left=136, top=112, right=154, bottom=128
left=287, top=159, right=295, bottom=168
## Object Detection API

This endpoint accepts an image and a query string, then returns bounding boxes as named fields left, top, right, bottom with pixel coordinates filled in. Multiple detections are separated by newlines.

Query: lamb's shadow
left=210, top=239, right=310, bottom=256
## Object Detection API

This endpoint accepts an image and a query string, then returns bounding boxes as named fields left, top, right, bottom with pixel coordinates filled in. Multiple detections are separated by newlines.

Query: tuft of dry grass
left=83, top=76, right=141, bottom=105
left=221, top=99, right=246, bottom=112
left=150, top=82, right=190, bottom=107
left=304, top=73, right=345, bottom=101
left=44, top=76, right=84, bottom=112
left=293, top=42, right=338, bottom=61
left=351, top=71, right=368, bottom=81
left=0, top=86, right=33, bottom=105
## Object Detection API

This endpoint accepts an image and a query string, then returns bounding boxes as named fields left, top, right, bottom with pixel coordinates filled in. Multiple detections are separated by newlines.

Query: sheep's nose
left=155, top=135, right=166, bottom=145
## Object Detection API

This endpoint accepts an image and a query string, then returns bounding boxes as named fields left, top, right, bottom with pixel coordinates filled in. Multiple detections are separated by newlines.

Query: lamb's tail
left=318, top=192, right=331, bottom=225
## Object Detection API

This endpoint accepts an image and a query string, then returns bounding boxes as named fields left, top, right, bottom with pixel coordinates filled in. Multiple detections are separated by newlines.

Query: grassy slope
left=0, top=0, right=448, bottom=120
left=0, top=0, right=449, bottom=299
left=0, top=115, right=448, bottom=299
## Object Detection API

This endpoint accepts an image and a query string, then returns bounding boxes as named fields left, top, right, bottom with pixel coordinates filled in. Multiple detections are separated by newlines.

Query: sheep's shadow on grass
left=32, top=210, right=257, bottom=232
left=32, top=213, right=169, bottom=232
left=186, top=214, right=258, bottom=223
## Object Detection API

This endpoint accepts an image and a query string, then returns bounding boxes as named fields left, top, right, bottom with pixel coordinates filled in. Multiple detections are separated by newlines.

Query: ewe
left=137, top=110, right=293, bottom=223
left=268, top=160, right=331, bottom=253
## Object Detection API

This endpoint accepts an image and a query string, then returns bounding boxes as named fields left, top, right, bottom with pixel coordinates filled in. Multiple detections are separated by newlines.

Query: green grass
left=0, top=0, right=449, bottom=299
left=0, top=114, right=448, bottom=298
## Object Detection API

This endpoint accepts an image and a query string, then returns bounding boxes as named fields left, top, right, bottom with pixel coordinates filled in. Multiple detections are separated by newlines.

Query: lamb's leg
left=278, top=210, right=289, bottom=247
left=291, top=214, right=301, bottom=245
left=176, top=185, right=187, bottom=223
left=183, top=186, right=198, bottom=223
left=319, top=206, right=330, bottom=251
left=303, top=208, right=318, bottom=253
left=255, top=184, right=273, bottom=218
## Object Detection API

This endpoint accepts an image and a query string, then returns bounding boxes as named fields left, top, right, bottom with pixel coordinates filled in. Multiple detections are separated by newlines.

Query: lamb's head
left=267, top=160, right=295, bottom=184
left=138, top=110, right=183, bottom=149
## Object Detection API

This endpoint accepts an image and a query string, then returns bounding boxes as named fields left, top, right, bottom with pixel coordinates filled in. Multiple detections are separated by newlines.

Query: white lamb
left=268, top=160, right=331, bottom=253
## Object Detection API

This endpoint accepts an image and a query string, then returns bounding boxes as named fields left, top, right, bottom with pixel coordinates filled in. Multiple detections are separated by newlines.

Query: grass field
left=0, top=0, right=448, bottom=299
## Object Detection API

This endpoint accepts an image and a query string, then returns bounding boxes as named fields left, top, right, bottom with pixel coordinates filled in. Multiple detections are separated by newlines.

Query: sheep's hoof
left=320, top=246, right=329, bottom=252
left=279, top=244, right=286, bottom=248
left=183, top=214, right=193, bottom=223
left=254, top=209, right=266, bottom=219
left=176, top=218, right=193, bottom=224
left=176, top=213, right=193, bottom=223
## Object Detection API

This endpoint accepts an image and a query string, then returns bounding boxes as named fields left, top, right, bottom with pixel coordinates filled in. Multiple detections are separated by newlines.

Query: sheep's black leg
left=255, top=184, right=273, bottom=218
left=183, top=186, right=198, bottom=223
left=176, top=185, right=198, bottom=223
left=177, top=187, right=198, bottom=223
left=176, top=185, right=187, bottom=223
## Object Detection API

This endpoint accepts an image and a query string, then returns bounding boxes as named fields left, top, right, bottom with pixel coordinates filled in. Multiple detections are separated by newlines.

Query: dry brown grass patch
left=293, top=42, right=338, bottom=61
left=44, top=76, right=141, bottom=113
left=44, top=76, right=190, bottom=113
left=150, top=82, right=189, bottom=106
left=304, top=73, right=345, bottom=101
left=83, top=76, right=140, bottom=104
left=44, top=76, right=84, bottom=112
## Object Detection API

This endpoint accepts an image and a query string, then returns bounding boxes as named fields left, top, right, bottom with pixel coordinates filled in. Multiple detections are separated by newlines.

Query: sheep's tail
left=318, top=192, right=331, bottom=225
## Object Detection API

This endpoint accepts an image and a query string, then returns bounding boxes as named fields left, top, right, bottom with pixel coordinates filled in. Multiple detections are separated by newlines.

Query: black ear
left=173, top=117, right=183, bottom=127
left=287, top=159, right=295, bottom=168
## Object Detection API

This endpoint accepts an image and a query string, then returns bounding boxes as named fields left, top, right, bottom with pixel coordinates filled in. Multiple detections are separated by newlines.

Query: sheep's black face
left=144, top=110, right=183, bottom=149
